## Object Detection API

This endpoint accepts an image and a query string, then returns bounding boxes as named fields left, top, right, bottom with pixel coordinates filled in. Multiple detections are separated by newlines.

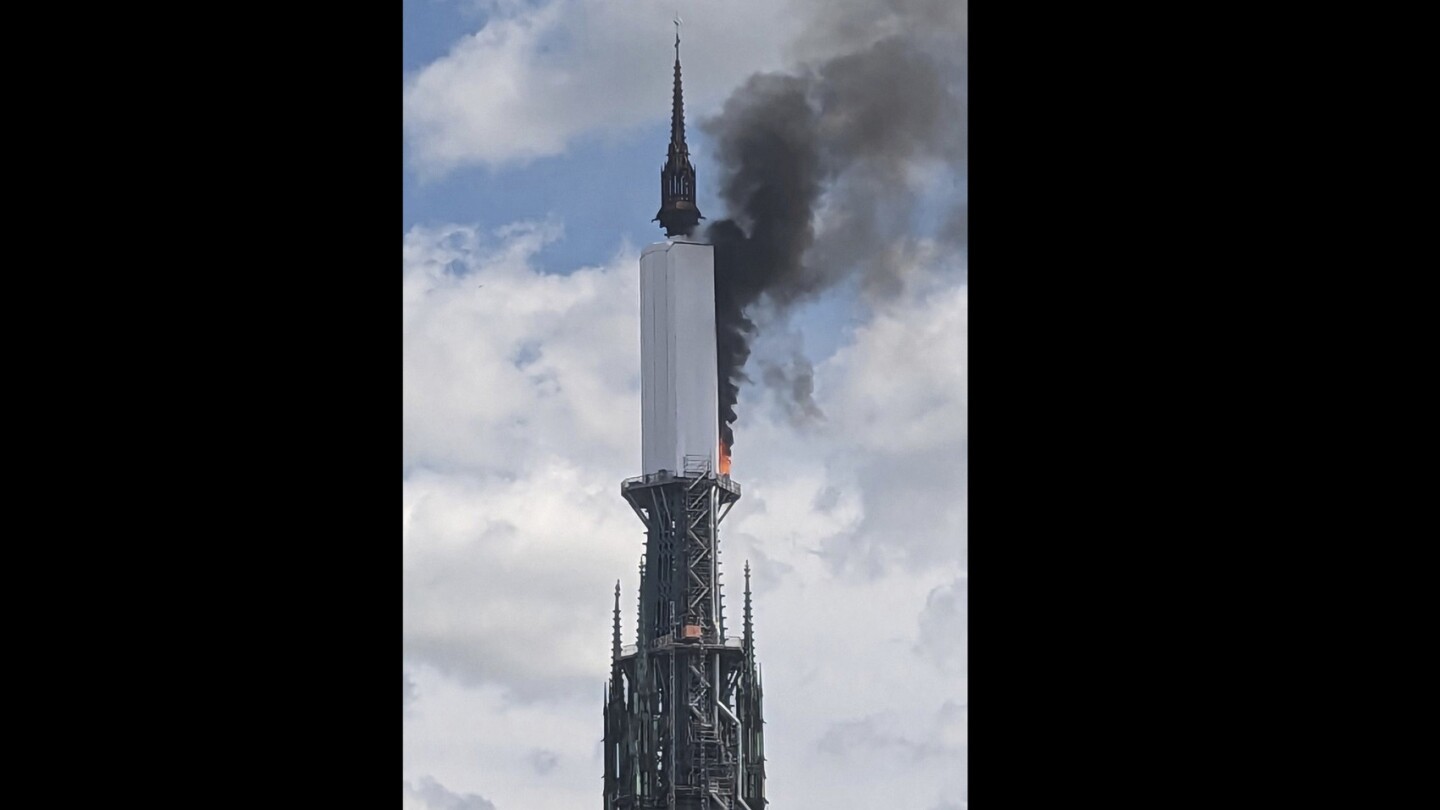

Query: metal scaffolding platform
left=605, top=469, right=766, bottom=810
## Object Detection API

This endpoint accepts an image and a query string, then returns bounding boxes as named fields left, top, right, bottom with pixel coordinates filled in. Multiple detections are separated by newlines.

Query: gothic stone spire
left=654, top=18, right=702, bottom=237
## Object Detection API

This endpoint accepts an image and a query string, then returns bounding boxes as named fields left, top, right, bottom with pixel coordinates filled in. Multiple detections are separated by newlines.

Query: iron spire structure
left=654, top=17, right=703, bottom=237
left=604, top=27, right=766, bottom=810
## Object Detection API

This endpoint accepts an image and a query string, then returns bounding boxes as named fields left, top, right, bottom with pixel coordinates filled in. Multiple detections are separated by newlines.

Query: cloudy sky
left=403, top=2, right=967, bottom=809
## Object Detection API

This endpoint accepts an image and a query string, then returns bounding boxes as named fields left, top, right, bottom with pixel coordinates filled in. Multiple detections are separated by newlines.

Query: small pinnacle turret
left=654, top=18, right=702, bottom=237
left=636, top=558, right=645, bottom=646
left=744, top=561, right=756, bottom=663
left=612, top=581, right=623, bottom=666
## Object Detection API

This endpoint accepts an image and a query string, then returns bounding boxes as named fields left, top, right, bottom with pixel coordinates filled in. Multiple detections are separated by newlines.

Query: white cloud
left=403, top=221, right=646, bottom=700
left=402, top=220, right=639, bottom=478
left=818, top=274, right=968, bottom=573
left=404, top=775, right=497, bottom=810
left=404, top=668, right=600, bottom=810
left=402, top=0, right=802, bottom=175
left=403, top=222, right=967, bottom=809
left=918, top=573, right=969, bottom=675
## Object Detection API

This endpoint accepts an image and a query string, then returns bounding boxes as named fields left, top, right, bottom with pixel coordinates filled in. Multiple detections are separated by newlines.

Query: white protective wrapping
left=639, top=240, right=719, bottom=476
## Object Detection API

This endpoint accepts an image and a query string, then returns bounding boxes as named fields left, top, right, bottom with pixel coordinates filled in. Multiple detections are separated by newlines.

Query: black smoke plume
left=703, top=0, right=967, bottom=456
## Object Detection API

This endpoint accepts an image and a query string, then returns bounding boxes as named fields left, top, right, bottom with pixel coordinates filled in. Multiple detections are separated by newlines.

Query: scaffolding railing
left=620, top=636, right=743, bottom=657
left=622, top=469, right=741, bottom=496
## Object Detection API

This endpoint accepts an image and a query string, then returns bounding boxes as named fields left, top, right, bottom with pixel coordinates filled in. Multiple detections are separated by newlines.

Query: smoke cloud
left=704, top=0, right=967, bottom=454
left=760, top=350, right=825, bottom=428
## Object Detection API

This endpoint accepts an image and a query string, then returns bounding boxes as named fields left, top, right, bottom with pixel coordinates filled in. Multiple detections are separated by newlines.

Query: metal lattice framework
left=605, top=466, right=765, bottom=810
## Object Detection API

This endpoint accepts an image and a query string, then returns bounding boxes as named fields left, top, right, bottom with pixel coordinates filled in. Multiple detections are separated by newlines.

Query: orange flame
left=719, top=440, right=732, bottom=476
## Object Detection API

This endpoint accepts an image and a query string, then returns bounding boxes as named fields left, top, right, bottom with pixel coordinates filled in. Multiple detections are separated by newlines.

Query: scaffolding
left=605, top=466, right=765, bottom=810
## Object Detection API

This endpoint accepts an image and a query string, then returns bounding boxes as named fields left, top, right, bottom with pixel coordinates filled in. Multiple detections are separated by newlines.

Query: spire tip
left=655, top=18, right=702, bottom=235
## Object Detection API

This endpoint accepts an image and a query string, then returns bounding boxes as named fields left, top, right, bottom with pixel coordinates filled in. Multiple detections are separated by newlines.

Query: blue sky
left=405, top=1, right=750, bottom=275
left=402, top=2, right=865, bottom=354
left=403, top=3, right=967, bottom=809
left=405, top=122, right=686, bottom=270
left=403, top=0, right=495, bottom=73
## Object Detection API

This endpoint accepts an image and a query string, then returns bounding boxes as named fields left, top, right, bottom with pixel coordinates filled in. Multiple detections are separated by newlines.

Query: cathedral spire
left=670, top=18, right=686, bottom=151
left=654, top=17, right=703, bottom=237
